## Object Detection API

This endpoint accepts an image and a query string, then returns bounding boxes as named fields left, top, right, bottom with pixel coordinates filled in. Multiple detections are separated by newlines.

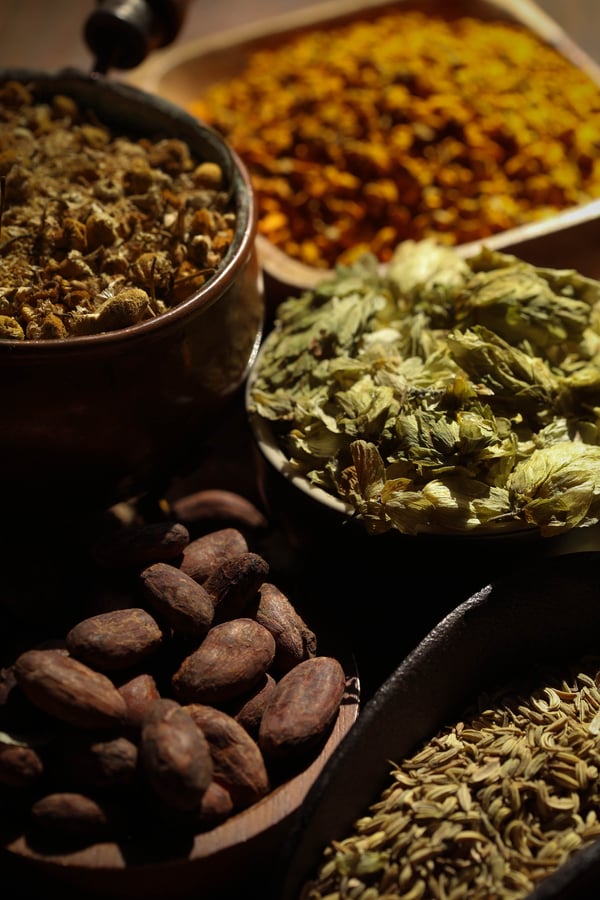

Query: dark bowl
left=278, top=550, right=600, bottom=900
left=1, top=68, right=264, bottom=519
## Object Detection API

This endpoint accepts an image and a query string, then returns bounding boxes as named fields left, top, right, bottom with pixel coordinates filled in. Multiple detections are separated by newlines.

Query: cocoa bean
left=197, top=780, right=234, bottom=827
left=30, top=792, right=112, bottom=839
left=139, top=562, right=214, bottom=638
left=204, top=551, right=270, bottom=622
left=14, top=649, right=128, bottom=729
left=0, top=666, right=17, bottom=707
left=259, top=656, right=346, bottom=761
left=143, top=778, right=233, bottom=831
left=117, top=672, right=161, bottom=729
left=255, top=582, right=317, bottom=674
left=1, top=515, right=352, bottom=845
left=171, top=618, right=276, bottom=705
left=179, top=527, right=248, bottom=583
left=66, top=608, right=165, bottom=672
left=56, top=732, right=139, bottom=790
left=184, top=704, right=270, bottom=809
left=139, top=698, right=212, bottom=811
left=228, top=673, right=277, bottom=737
left=0, top=664, right=54, bottom=734
left=0, top=743, right=44, bottom=788
left=92, top=521, right=190, bottom=569
left=170, top=489, right=268, bottom=530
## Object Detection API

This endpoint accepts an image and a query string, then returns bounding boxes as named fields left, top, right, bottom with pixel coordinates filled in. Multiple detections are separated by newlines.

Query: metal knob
left=84, top=0, right=191, bottom=74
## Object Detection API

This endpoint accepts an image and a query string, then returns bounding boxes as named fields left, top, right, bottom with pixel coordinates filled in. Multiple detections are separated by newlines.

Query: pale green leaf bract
left=249, top=239, right=600, bottom=536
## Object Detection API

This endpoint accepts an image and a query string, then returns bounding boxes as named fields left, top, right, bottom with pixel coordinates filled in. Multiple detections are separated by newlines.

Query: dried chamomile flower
left=71, top=287, right=154, bottom=335
left=0, top=82, right=236, bottom=340
left=0, top=314, right=24, bottom=340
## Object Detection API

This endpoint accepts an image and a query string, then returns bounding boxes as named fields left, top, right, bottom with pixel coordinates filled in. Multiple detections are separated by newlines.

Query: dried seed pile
left=0, top=513, right=348, bottom=848
left=302, top=659, right=600, bottom=900
left=0, top=79, right=236, bottom=340
left=192, top=11, right=600, bottom=269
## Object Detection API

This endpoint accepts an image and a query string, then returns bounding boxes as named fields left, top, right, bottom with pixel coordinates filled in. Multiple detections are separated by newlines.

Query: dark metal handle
left=84, top=0, right=192, bottom=74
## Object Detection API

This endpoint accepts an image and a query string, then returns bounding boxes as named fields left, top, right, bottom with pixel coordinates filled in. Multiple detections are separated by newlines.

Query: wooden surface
left=0, top=0, right=598, bottom=74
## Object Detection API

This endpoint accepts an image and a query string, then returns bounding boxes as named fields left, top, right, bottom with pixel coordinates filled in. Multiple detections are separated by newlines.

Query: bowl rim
left=244, top=342, right=355, bottom=519
left=0, top=67, right=257, bottom=352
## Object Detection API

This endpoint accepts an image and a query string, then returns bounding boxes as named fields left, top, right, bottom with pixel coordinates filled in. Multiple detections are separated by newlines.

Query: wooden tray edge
left=126, top=0, right=600, bottom=296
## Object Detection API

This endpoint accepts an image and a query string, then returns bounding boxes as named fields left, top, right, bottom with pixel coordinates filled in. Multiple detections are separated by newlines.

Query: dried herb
left=0, top=81, right=236, bottom=340
left=192, top=11, right=600, bottom=269
left=248, top=240, right=600, bottom=536
left=301, top=658, right=600, bottom=900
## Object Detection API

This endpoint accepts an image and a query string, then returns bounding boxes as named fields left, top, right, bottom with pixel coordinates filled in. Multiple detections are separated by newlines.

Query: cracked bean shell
left=179, top=527, right=248, bottom=583
left=255, top=582, right=317, bottom=674
left=204, top=551, right=270, bottom=622
left=92, top=521, right=190, bottom=568
left=140, top=562, right=215, bottom=638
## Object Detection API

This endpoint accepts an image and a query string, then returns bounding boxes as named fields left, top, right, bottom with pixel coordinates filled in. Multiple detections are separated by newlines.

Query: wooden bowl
left=277, top=550, right=600, bottom=900
left=0, top=482, right=359, bottom=898
left=0, top=631, right=359, bottom=900
left=127, top=0, right=600, bottom=296
left=1, top=688, right=359, bottom=899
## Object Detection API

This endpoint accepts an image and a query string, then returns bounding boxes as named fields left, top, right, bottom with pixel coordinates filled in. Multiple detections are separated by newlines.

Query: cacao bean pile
left=0, top=499, right=349, bottom=852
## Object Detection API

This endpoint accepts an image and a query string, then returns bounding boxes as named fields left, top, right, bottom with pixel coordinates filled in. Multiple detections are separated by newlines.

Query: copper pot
left=1, top=68, right=264, bottom=517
